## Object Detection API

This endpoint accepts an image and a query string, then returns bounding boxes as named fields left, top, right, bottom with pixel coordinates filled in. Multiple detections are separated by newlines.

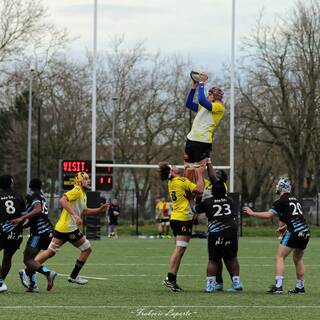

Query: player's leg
left=0, top=234, right=23, bottom=292
left=35, top=236, right=62, bottom=291
left=267, top=242, right=292, bottom=294
left=222, top=235, right=243, bottom=292
left=21, top=234, right=56, bottom=292
left=287, top=248, right=306, bottom=294
left=68, top=232, right=91, bottom=285
left=0, top=248, right=14, bottom=292
left=206, top=234, right=224, bottom=292
left=163, top=220, right=192, bottom=292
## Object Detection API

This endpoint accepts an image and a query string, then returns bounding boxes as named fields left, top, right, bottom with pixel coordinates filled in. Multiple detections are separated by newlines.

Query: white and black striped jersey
left=0, top=190, right=26, bottom=235
left=193, top=196, right=237, bottom=234
left=26, top=191, right=53, bottom=235
left=270, top=194, right=309, bottom=234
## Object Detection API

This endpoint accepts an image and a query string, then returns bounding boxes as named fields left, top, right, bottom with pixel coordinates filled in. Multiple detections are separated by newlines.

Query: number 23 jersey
left=193, top=196, right=237, bottom=234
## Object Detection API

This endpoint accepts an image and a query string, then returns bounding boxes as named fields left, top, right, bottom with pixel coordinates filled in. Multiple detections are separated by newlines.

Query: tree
left=238, top=0, right=320, bottom=197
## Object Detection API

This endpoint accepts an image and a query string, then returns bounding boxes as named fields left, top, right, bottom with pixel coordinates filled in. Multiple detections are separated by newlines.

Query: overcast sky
left=43, top=0, right=297, bottom=73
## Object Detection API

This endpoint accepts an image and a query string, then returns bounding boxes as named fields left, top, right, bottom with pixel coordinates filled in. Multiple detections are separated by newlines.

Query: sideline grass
left=0, top=236, right=319, bottom=320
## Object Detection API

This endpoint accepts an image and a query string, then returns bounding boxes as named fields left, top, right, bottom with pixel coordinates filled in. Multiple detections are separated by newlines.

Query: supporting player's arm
left=10, top=202, right=42, bottom=225
left=192, top=165, right=205, bottom=195
left=206, top=159, right=219, bottom=184
left=243, top=207, right=273, bottom=219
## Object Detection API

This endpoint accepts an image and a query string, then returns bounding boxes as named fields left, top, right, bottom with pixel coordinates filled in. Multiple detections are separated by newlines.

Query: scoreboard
left=62, top=160, right=113, bottom=191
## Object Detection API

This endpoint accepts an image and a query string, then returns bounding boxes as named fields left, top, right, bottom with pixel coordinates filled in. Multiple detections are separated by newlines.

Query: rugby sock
left=216, top=275, right=223, bottom=284
left=167, top=272, right=176, bottom=283
left=0, top=277, right=3, bottom=285
left=37, top=265, right=50, bottom=277
left=206, top=276, right=216, bottom=283
left=70, top=259, right=85, bottom=279
left=232, top=276, right=240, bottom=284
left=26, top=269, right=37, bottom=287
left=296, top=279, right=304, bottom=289
left=275, top=275, right=284, bottom=288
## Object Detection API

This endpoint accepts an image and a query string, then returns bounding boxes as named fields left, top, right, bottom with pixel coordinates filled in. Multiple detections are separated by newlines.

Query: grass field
left=1, top=235, right=320, bottom=320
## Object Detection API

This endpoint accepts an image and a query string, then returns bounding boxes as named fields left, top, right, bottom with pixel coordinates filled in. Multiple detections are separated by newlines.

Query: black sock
left=216, top=275, right=223, bottom=284
left=167, top=272, right=176, bottom=283
left=70, top=259, right=85, bottom=279
left=37, top=266, right=50, bottom=277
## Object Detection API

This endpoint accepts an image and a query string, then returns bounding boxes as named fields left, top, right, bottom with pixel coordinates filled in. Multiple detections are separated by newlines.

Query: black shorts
left=170, top=220, right=193, bottom=237
left=0, top=232, right=23, bottom=253
left=54, top=229, right=84, bottom=244
left=280, top=230, right=310, bottom=250
left=26, top=233, right=53, bottom=251
left=208, top=232, right=238, bottom=261
left=184, top=139, right=212, bottom=163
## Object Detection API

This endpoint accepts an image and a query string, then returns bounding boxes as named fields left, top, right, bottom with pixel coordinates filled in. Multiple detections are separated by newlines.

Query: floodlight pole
left=111, top=97, right=118, bottom=193
left=91, top=0, right=98, bottom=191
left=229, top=0, right=236, bottom=192
left=26, top=65, right=35, bottom=193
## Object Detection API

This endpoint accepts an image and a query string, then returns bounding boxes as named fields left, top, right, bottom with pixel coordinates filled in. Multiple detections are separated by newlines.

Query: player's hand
left=99, top=203, right=109, bottom=212
left=191, top=81, right=198, bottom=89
left=10, top=216, right=24, bottom=225
left=276, top=224, right=287, bottom=239
left=199, top=72, right=208, bottom=83
left=73, top=215, right=83, bottom=225
left=243, top=207, right=254, bottom=216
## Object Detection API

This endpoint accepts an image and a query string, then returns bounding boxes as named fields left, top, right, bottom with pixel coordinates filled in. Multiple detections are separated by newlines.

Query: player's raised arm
left=185, top=82, right=199, bottom=112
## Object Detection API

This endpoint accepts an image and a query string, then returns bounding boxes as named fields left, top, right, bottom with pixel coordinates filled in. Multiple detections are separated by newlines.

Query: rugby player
left=159, top=162, right=204, bottom=292
left=243, top=177, right=310, bottom=294
left=35, top=172, right=108, bottom=288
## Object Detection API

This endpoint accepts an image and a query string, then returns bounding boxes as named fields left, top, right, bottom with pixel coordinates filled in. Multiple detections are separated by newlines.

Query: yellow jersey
left=168, top=177, right=196, bottom=221
left=187, top=101, right=225, bottom=143
left=55, top=186, right=87, bottom=233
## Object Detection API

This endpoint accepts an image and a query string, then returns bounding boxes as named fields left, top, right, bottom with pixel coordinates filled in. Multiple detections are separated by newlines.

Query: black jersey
left=0, top=189, right=26, bottom=235
left=26, top=191, right=53, bottom=235
left=108, top=204, right=120, bottom=224
left=193, top=196, right=237, bottom=234
left=270, top=194, right=309, bottom=234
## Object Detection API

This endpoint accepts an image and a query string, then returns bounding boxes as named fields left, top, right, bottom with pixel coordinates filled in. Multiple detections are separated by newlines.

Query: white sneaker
left=68, top=276, right=88, bottom=285
left=19, top=269, right=30, bottom=289
left=0, top=282, right=8, bottom=292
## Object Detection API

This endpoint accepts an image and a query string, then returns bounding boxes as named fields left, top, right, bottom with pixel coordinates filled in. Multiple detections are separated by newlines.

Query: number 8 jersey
left=168, top=177, right=197, bottom=221
left=270, top=194, right=309, bottom=234
left=0, top=189, right=26, bottom=235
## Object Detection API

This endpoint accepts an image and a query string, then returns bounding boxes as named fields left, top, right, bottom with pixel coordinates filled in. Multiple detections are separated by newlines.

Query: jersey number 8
left=5, top=200, right=16, bottom=214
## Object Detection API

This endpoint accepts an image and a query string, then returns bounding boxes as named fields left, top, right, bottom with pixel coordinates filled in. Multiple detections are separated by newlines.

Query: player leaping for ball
left=184, top=72, right=225, bottom=193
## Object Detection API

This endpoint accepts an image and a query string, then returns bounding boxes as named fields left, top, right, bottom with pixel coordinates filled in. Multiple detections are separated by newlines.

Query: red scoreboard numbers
left=62, top=160, right=113, bottom=191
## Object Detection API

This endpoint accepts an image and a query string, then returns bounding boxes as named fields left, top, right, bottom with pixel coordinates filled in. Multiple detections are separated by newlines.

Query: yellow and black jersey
left=168, top=177, right=196, bottom=221
left=55, top=186, right=87, bottom=233
left=187, top=101, right=225, bottom=143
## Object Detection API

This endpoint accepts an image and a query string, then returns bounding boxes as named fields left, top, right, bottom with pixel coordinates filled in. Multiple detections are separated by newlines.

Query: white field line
left=0, top=305, right=320, bottom=309
left=35, top=263, right=320, bottom=267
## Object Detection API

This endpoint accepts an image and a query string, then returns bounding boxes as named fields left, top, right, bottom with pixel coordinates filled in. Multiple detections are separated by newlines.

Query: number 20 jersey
left=193, top=196, right=237, bottom=234
left=270, top=194, right=309, bottom=234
